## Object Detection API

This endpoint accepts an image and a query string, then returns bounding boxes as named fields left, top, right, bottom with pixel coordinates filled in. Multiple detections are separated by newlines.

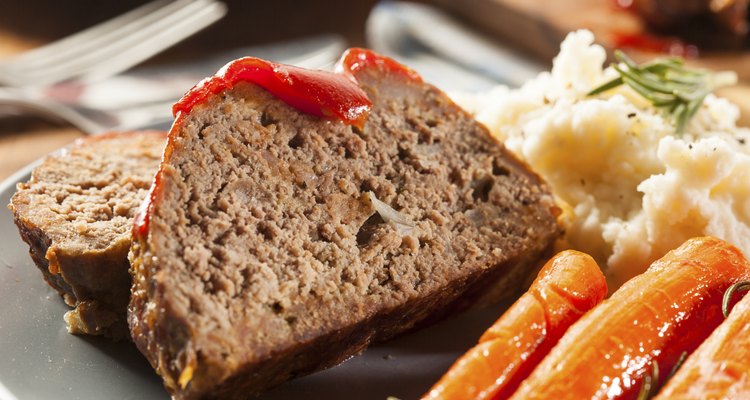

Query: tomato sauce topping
left=173, top=56, right=375, bottom=129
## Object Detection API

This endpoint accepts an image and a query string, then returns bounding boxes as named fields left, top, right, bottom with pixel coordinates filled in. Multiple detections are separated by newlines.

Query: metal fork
left=0, top=0, right=227, bottom=87
left=0, top=36, right=346, bottom=134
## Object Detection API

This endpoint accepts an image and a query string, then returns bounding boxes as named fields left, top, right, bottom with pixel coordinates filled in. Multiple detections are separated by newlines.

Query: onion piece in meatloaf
left=129, top=49, right=561, bottom=399
left=9, top=131, right=166, bottom=339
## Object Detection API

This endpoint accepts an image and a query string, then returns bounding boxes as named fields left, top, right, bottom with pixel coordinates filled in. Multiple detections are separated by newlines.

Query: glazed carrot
left=653, top=282, right=750, bottom=399
left=509, top=236, right=750, bottom=400
left=423, top=250, right=607, bottom=400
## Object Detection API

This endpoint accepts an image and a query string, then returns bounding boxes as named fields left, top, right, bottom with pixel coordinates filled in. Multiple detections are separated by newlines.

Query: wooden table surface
left=0, top=32, right=82, bottom=181
left=0, top=0, right=377, bottom=183
left=1, top=10, right=750, bottom=182
left=0, top=33, right=82, bottom=181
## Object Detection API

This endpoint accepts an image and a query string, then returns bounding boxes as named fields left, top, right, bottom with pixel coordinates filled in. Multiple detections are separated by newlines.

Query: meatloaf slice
left=9, top=131, right=166, bottom=338
left=129, top=50, right=561, bottom=399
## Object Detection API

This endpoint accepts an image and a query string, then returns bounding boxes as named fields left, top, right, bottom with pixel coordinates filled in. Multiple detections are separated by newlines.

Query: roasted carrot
left=509, top=236, right=750, bottom=400
left=422, top=250, right=607, bottom=400
left=653, top=281, right=750, bottom=399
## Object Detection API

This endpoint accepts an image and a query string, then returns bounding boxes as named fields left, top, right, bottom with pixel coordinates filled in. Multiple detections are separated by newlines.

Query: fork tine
left=0, top=89, right=105, bottom=134
left=18, top=0, right=223, bottom=85
left=6, top=0, right=172, bottom=65
left=79, top=3, right=227, bottom=82
left=3, top=0, right=225, bottom=86
left=15, top=0, right=201, bottom=71
left=0, top=37, right=344, bottom=134
left=7, top=0, right=205, bottom=73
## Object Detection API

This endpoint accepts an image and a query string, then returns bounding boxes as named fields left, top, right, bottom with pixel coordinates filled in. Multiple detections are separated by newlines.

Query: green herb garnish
left=636, top=351, right=688, bottom=400
left=636, top=359, right=660, bottom=400
left=588, top=50, right=737, bottom=135
left=722, top=281, right=750, bottom=318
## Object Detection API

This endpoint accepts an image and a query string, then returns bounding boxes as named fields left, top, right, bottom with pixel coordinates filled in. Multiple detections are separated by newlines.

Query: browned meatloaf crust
left=129, top=58, right=561, bottom=399
left=9, top=131, right=166, bottom=338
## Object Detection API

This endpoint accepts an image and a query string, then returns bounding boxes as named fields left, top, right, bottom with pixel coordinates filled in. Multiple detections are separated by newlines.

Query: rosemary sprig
left=588, top=50, right=737, bottom=135
left=722, top=281, right=750, bottom=317
left=636, top=359, right=660, bottom=400
left=664, top=352, right=688, bottom=383
left=636, top=352, right=688, bottom=400
left=635, top=281, right=750, bottom=398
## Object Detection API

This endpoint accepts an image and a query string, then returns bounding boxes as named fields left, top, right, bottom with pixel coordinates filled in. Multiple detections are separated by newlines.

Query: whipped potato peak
left=454, top=30, right=750, bottom=288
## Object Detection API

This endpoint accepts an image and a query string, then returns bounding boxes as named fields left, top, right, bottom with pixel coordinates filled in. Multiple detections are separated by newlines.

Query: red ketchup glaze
left=133, top=173, right=160, bottom=239
left=173, top=57, right=373, bottom=129
left=336, top=47, right=423, bottom=83
left=135, top=49, right=422, bottom=239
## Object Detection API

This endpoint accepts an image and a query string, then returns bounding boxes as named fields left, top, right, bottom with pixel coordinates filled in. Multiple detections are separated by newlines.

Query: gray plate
left=0, top=159, right=511, bottom=400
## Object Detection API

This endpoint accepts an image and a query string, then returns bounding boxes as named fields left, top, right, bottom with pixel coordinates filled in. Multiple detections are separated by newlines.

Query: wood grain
left=0, top=128, right=83, bottom=182
left=0, top=30, right=39, bottom=58
left=0, top=29, right=82, bottom=183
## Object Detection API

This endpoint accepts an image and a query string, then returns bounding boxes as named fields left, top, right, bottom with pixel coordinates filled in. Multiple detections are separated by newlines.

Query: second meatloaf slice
left=9, top=131, right=165, bottom=338
left=129, top=49, right=561, bottom=399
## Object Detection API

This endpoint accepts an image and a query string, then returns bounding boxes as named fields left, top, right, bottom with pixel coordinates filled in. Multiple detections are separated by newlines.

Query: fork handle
left=0, top=89, right=104, bottom=134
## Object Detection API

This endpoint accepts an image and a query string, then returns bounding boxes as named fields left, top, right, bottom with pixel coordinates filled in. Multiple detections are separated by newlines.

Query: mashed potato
left=453, top=30, right=750, bottom=288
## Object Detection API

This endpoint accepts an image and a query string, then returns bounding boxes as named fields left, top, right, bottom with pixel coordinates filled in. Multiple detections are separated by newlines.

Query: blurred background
left=1, top=2, right=750, bottom=399
left=0, top=1, right=375, bottom=58
left=0, top=0, right=748, bottom=179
